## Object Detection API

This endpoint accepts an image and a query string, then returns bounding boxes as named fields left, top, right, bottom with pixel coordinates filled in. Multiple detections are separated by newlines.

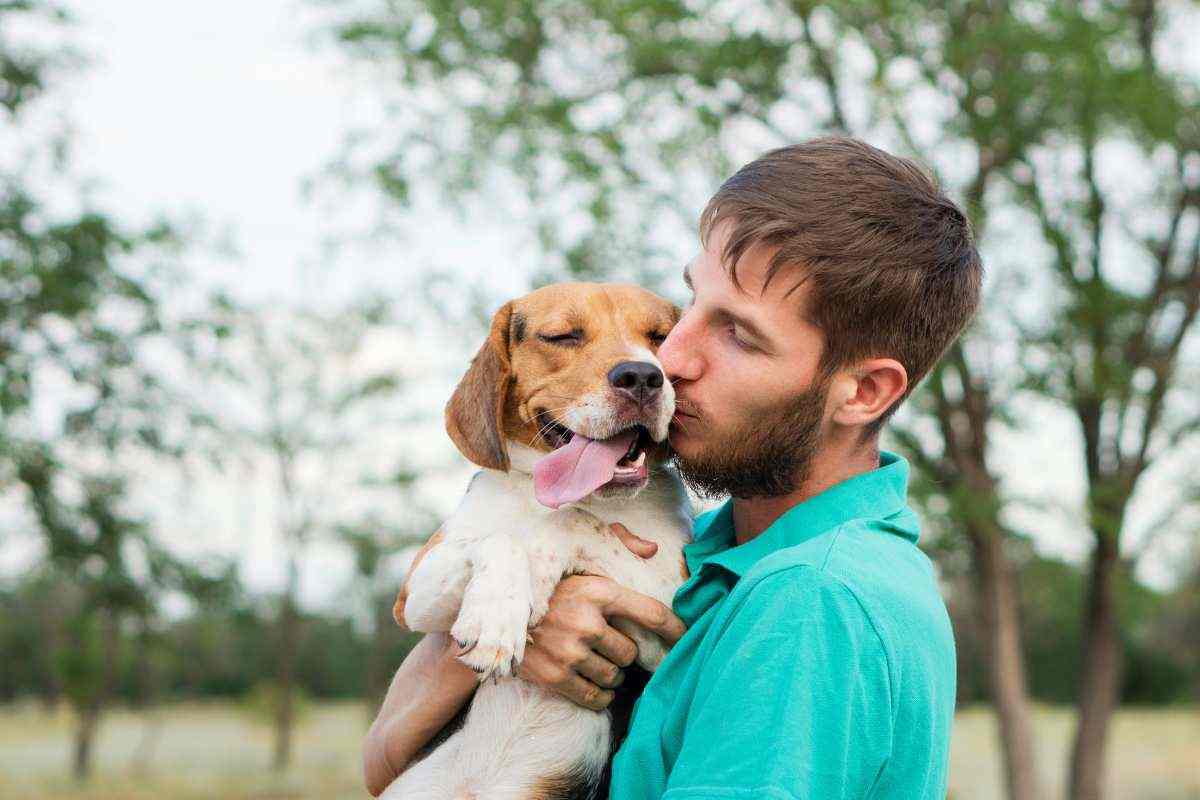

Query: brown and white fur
left=383, top=284, right=693, bottom=800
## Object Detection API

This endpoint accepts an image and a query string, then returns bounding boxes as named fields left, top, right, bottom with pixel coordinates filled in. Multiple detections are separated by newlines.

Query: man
left=365, top=136, right=981, bottom=799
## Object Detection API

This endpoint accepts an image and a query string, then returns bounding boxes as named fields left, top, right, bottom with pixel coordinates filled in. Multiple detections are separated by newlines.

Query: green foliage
left=0, top=572, right=421, bottom=704
left=238, top=682, right=314, bottom=727
left=0, top=6, right=240, bottom=780
left=950, top=552, right=1198, bottom=706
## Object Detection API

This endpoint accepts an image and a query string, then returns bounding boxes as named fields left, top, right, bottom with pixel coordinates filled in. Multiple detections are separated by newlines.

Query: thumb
left=611, top=523, right=658, bottom=559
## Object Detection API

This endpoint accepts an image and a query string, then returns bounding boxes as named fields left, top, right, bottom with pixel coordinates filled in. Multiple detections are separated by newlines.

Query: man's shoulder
left=732, top=514, right=952, bottom=667
left=740, top=514, right=922, bottom=582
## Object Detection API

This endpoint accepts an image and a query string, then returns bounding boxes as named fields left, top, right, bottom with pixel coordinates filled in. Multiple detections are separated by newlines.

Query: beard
left=672, top=379, right=828, bottom=500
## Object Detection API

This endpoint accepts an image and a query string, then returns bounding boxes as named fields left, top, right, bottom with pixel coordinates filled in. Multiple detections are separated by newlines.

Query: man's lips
left=672, top=401, right=700, bottom=422
left=671, top=407, right=701, bottom=433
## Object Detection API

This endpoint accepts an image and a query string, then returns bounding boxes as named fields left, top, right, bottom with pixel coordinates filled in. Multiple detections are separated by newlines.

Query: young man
left=366, top=137, right=982, bottom=799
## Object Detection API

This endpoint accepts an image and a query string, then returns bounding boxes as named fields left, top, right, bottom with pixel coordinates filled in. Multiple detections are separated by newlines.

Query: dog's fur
left=382, top=284, right=693, bottom=800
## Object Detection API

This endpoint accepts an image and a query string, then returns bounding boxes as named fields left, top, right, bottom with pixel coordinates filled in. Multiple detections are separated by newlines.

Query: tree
left=337, top=495, right=429, bottom=717
left=206, top=296, right=404, bottom=768
left=1, top=1, right=239, bottom=778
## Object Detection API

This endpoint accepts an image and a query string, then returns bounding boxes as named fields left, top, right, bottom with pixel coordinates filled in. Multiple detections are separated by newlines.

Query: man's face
left=658, top=223, right=832, bottom=498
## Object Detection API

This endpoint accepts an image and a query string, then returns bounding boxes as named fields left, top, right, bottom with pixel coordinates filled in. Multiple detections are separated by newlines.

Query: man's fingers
left=561, top=672, right=616, bottom=711
left=574, top=652, right=625, bottom=690
left=604, top=587, right=687, bottom=645
left=590, top=625, right=639, bottom=668
left=517, top=649, right=615, bottom=711
left=611, top=522, right=658, bottom=559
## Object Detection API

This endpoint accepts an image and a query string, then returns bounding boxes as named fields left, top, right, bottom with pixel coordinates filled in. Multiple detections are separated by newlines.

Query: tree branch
left=792, top=2, right=848, bottom=132
left=1012, top=156, right=1082, bottom=291
left=1129, top=225, right=1200, bottom=482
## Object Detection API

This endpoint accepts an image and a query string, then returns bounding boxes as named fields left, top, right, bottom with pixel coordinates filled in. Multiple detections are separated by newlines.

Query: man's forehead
left=687, top=242, right=810, bottom=302
left=685, top=243, right=820, bottom=335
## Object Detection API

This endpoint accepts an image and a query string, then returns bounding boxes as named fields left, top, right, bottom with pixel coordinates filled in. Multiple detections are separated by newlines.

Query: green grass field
left=0, top=701, right=1196, bottom=799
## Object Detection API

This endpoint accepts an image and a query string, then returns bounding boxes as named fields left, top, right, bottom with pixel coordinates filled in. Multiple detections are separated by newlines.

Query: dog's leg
left=404, top=540, right=472, bottom=633
left=612, top=618, right=669, bottom=671
left=451, top=536, right=534, bottom=680
left=524, top=516, right=589, bottom=628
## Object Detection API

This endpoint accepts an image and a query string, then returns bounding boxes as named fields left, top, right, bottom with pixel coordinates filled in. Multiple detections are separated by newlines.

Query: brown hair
left=699, top=136, right=983, bottom=436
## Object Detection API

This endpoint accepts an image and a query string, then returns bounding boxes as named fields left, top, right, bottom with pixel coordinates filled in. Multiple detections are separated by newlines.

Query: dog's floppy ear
left=445, top=301, right=514, bottom=470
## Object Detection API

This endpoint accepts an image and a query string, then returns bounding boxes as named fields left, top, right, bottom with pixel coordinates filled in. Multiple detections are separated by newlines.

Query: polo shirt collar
left=684, top=451, right=914, bottom=579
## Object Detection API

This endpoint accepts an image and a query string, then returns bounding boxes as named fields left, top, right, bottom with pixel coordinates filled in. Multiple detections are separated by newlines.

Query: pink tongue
left=533, top=430, right=639, bottom=509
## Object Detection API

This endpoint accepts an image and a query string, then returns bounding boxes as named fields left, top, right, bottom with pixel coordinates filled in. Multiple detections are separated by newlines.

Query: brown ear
left=445, top=302, right=514, bottom=470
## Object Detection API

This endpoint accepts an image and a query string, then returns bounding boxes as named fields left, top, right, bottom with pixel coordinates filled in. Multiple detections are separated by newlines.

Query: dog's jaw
left=506, top=441, right=547, bottom=476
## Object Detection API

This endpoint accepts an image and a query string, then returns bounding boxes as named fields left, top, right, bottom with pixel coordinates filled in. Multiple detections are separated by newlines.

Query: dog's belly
left=383, top=677, right=613, bottom=800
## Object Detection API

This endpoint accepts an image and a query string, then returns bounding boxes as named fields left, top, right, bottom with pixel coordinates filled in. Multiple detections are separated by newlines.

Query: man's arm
left=661, top=568, right=893, bottom=800
left=363, top=633, right=479, bottom=796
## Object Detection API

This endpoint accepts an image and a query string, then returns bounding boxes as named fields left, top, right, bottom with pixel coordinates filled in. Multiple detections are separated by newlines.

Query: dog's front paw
left=612, top=618, right=670, bottom=672
left=451, top=595, right=531, bottom=681
left=634, top=635, right=669, bottom=672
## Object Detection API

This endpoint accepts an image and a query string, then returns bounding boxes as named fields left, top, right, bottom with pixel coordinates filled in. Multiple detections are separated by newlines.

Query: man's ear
left=445, top=302, right=514, bottom=470
left=829, top=358, right=909, bottom=428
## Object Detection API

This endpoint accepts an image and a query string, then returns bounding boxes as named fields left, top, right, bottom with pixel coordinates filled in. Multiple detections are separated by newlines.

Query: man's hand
left=516, top=523, right=687, bottom=711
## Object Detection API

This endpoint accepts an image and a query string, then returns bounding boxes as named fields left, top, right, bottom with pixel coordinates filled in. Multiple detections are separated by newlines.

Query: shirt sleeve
left=662, top=567, right=894, bottom=800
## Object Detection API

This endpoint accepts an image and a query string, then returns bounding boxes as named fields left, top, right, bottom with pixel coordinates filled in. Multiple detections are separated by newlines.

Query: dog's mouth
left=537, top=413, right=654, bottom=465
left=532, top=412, right=655, bottom=509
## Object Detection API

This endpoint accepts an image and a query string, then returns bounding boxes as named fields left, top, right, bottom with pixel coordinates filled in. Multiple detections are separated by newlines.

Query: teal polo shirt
left=609, top=452, right=956, bottom=800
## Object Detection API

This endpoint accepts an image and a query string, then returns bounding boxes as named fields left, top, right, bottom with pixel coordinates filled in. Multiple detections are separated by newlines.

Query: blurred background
left=1, top=1, right=1197, bottom=798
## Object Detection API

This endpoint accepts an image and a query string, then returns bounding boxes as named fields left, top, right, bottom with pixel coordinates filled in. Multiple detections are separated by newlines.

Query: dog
left=383, top=283, right=693, bottom=800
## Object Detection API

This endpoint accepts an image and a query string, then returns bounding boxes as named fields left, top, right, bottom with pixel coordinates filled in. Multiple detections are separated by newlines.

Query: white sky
left=5, top=0, right=1193, bottom=608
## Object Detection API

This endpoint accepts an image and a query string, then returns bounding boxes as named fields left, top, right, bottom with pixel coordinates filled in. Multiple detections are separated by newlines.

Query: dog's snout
left=608, top=361, right=664, bottom=403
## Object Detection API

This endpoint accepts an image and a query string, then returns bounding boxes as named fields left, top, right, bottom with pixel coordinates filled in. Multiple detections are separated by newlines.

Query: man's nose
left=608, top=361, right=664, bottom=404
left=658, top=313, right=701, bottom=383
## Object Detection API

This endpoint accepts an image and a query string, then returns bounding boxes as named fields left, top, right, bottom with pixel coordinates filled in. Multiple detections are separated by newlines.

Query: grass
left=949, top=705, right=1200, bottom=800
left=0, top=700, right=1196, bottom=799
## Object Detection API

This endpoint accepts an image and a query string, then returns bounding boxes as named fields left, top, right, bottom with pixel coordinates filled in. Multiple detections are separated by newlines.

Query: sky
left=6, top=0, right=1193, bottom=607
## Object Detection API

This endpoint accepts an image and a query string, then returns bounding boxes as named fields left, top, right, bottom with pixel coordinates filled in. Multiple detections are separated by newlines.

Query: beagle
left=384, top=283, right=693, bottom=800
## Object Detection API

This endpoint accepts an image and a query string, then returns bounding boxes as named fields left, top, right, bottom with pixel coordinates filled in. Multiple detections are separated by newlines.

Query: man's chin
left=668, top=418, right=701, bottom=447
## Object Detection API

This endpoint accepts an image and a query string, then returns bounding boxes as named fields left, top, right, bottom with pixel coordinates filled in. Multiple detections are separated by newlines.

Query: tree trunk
left=73, top=704, right=100, bottom=780
left=39, top=599, right=64, bottom=713
left=72, top=609, right=120, bottom=781
left=273, top=561, right=299, bottom=771
left=1068, top=536, right=1123, bottom=800
left=970, top=530, right=1041, bottom=800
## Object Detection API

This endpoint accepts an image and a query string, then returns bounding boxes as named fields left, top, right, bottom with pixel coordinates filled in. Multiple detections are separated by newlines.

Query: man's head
left=660, top=137, right=982, bottom=499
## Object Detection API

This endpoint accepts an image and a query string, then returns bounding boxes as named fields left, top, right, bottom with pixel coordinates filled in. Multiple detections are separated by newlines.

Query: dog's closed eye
left=538, top=330, right=583, bottom=346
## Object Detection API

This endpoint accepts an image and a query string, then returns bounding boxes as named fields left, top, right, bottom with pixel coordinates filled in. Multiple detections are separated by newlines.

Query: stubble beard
left=672, top=381, right=828, bottom=500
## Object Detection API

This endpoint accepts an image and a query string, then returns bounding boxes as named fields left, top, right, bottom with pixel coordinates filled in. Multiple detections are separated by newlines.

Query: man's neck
left=730, top=432, right=881, bottom=545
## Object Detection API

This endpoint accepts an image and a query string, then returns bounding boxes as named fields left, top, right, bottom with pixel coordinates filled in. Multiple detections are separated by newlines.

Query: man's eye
left=726, top=325, right=753, bottom=351
left=538, top=331, right=582, bottom=345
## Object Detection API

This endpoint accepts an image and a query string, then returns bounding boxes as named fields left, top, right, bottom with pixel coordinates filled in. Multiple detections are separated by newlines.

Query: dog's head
left=446, top=282, right=680, bottom=506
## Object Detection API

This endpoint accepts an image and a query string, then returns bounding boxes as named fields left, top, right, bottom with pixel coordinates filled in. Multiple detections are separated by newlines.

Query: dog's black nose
left=608, top=361, right=664, bottom=403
